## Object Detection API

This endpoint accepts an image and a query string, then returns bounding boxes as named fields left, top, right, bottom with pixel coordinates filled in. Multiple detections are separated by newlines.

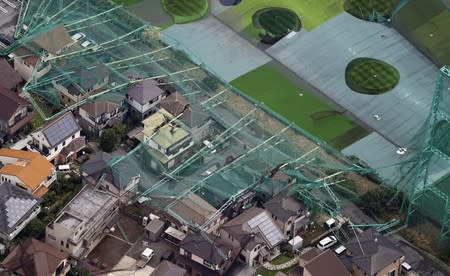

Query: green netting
left=7, top=0, right=449, bottom=236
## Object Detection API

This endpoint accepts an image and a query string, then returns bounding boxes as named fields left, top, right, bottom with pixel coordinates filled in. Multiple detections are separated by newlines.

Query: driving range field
left=217, top=0, right=345, bottom=35
left=231, top=64, right=368, bottom=150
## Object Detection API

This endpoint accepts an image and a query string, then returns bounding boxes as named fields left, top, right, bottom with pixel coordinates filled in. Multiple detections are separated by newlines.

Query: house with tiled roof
left=126, top=79, right=166, bottom=119
left=1, top=238, right=70, bottom=275
left=0, top=182, right=42, bottom=242
left=0, top=58, right=23, bottom=91
left=342, top=228, right=405, bottom=276
left=159, top=92, right=213, bottom=142
left=136, top=108, right=194, bottom=170
left=177, top=232, right=238, bottom=276
left=0, top=148, right=56, bottom=197
left=28, top=111, right=85, bottom=164
left=0, top=86, right=34, bottom=143
left=78, top=99, right=125, bottom=136
left=220, top=207, right=285, bottom=267
left=263, top=188, right=310, bottom=236
left=298, top=249, right=350, bottom=276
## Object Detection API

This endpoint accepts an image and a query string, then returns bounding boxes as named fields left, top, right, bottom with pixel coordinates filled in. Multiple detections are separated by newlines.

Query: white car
left=80, top=40, right=92, bottom=48
left=401, top=262, right=412, bottom=272
left=71, top=32, right=85, bottom=41
left=317, top=235, right=337, bottom=250
left=334, top=245, right=346, bottom=255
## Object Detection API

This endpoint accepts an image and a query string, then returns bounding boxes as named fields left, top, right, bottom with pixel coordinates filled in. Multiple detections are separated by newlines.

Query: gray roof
left=80, top=151, right=121, bottom=189
left=345, top=228, right=404, bottom=275
left=223, top=207, right=284, bottom=248
left=145, top=218, right=165, bottom=233
left=0, top=58, right=22, bottom=91
left=264, top=189, right=307, bottom=223
left=179, top=233, right=232, bottom=266
left=80, top=100, right=120, bottom=117
left=151, top=260, right=186, bottom=276
left=304, top=250, right=349, bottom=276
left=0, top=182, right=42, bottom=236
left=126, top=79, right=164, bottom=105
left=76, top=64, right=109, bottom=91
left=41, top=112, right=80, bottom=147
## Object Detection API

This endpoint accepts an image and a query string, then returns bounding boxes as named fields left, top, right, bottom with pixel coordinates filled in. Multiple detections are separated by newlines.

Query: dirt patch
left=87, top=235, right=131, bottom=268
left=111, top=212, right=145, bottom=243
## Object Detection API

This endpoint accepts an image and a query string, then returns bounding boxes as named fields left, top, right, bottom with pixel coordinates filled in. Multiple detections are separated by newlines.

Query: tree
left=113, top=123, right=127, bottom=140
left=100, top=129, right=118, bottom=152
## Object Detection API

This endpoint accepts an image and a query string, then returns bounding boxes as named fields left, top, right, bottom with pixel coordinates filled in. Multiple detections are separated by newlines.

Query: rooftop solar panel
left=43, top=112, right=79, bottom=147
left=247, top=211, right=284, bottom=247
left=5, top=197, right=38, bottom=228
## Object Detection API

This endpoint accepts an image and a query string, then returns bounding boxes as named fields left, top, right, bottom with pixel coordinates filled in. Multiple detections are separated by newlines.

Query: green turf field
left=162, top=0, right=208, bottom=24
left=218, top=0, right=344, bottom=33
left=345, top=0, right=400, bottom=20
left=231, top=65, right=368, bottom=150
left=393, top=0, right=450, bottom=66
left=345, top=58, right=400, bottom=94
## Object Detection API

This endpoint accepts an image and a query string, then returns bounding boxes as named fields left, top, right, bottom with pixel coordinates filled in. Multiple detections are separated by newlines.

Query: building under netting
left=2, top=0, right=450, bottom=243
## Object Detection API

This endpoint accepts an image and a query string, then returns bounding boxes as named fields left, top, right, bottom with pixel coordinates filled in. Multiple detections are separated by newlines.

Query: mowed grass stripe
left=231, top=64, right=368, bottom=149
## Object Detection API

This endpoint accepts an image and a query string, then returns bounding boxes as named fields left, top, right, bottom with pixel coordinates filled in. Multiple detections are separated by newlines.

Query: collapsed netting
left=7, top=0, right=450, bottom=239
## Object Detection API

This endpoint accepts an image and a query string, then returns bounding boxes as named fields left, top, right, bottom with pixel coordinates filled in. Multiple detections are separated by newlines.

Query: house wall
left=53, top=82, right=82, bottom=106
left=0, top=174, right=30, bottom=192
left=29, top=130, right=81, bottom=162
left=190, top=119, right=214, bottom=143
left=46, top=197, right=118, bottom=257
left=13, top=58, right=34, bottom=80
left=351, top=256, right=403, bottom=276
left=126, top=94, right=164, bottom=117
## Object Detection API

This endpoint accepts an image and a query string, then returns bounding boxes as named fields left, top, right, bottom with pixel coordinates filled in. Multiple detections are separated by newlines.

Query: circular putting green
left=162, top=0, right=208, bottom=24
left=345, top=58, right=399, bottom=95
left=345, top=0, right=399, bottom=21
left=253, top=8, right=301, bottom=37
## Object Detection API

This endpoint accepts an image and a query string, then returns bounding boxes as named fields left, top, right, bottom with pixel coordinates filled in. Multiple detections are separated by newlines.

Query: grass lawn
left=231, top=64, right=368, bottom=150
left=345, top=0, right=400, bottom=20
left=393, top=0, right=450, bottom=66
left=270, top=255, right=292, bottom=265
left=218, top=0, right=344, bottom=34
left=162, top=0, right=208, bottom=23
left=345, top=58, right=400, bottom=94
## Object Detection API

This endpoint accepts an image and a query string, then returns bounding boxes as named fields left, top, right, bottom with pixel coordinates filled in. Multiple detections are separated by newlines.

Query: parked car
left=334, top=245, right=346, bottom=255
left=71, top=32, right=86, bottom=41
left=317, top=235, right=337, bottom=250
left=81, top=40, right=92, bottom=48
left=401, top=262, right=412, bottom=272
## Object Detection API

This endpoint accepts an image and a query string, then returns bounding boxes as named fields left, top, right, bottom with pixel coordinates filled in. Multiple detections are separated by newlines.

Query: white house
left=28, top=112, right=85, bottom=164
left=126, top=79, right=166, bottom=119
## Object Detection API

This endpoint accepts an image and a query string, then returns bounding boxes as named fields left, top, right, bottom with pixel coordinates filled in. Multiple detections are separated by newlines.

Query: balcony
left=8, top=111, right=35, bottom=135
left=28, top=143, right=50, bottom=157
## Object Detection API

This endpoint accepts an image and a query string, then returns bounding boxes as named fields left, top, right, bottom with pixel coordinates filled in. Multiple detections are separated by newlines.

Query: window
left=60, top=241, right=64, bottom=246
left=66, top=243, right=69, bottom=249
left=72, top=135, right=75, bottom=139
left=63, top=141, right=66, bottom=146
left=47, top=234, right=56, bottom=240
left=388, top=270, right=396, bottom=276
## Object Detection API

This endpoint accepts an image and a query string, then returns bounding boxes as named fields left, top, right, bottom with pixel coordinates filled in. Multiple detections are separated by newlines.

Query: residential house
left=78, top=100, right=125, bottom=136
left=159, top=92, right=213, bottom=142
left=178, top=232, right=238, bottom=276
left=298, top=249, right=350, bottom=276
left=169, top=193, right=223, bottom=234
left=0, top=182, right=42, bottom=243
left=151, top=260, right=186, bottom=276
left=126, top=79, right=166, bottom=119
left=0, top=148, right=56, bottom=197
left=1, top=238, right=70, bottom=276
left=54, top=64, right=110, bottom=106
left=80, top=151, right=119, bottom=193
left=220, top=207, right=285, bottom=267
left=12, top=24, right=73, bottom=80
left=28, top=111, right=85, bottom=164
left=45, top=185, right=119, bottom=258
left=0, top=87, right=34, bottom=143
left=264, top=189, right=309, bottom=237
left=137, top=108, right=194, bottom=170
left=0, top=58, right=23, bottom=91
left=342, top=228, right=404, bottom=276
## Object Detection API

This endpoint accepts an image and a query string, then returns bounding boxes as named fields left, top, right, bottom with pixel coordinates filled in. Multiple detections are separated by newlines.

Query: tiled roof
left=264, top=189, right=307, bottom=223
left=158, top=92, right=188, bottom=116
left=170, top=193, right=217, bottom=226
left=304, top=250, right=350, bottom=276
left=345, top=228, right=404, bottom=275
left=0, top=58, right=23, bottom=90
left=2, top=238, right=67, bottom=275
left=127, top=79, right=164, bottom=105
left=179, top=233, right=232, bottom=266
left=0, top=182, right=42, bottom=235
left=32, top=24, right=73, bottom=54
left=0, top=86, right=30, bottom=122
left=40, top=112, right=80, bottom=147
left=80, top=100, right=120, bottom=117
left=152, top=260, right=186, bottom=276
left=0, top=148, right=54, bottom=193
